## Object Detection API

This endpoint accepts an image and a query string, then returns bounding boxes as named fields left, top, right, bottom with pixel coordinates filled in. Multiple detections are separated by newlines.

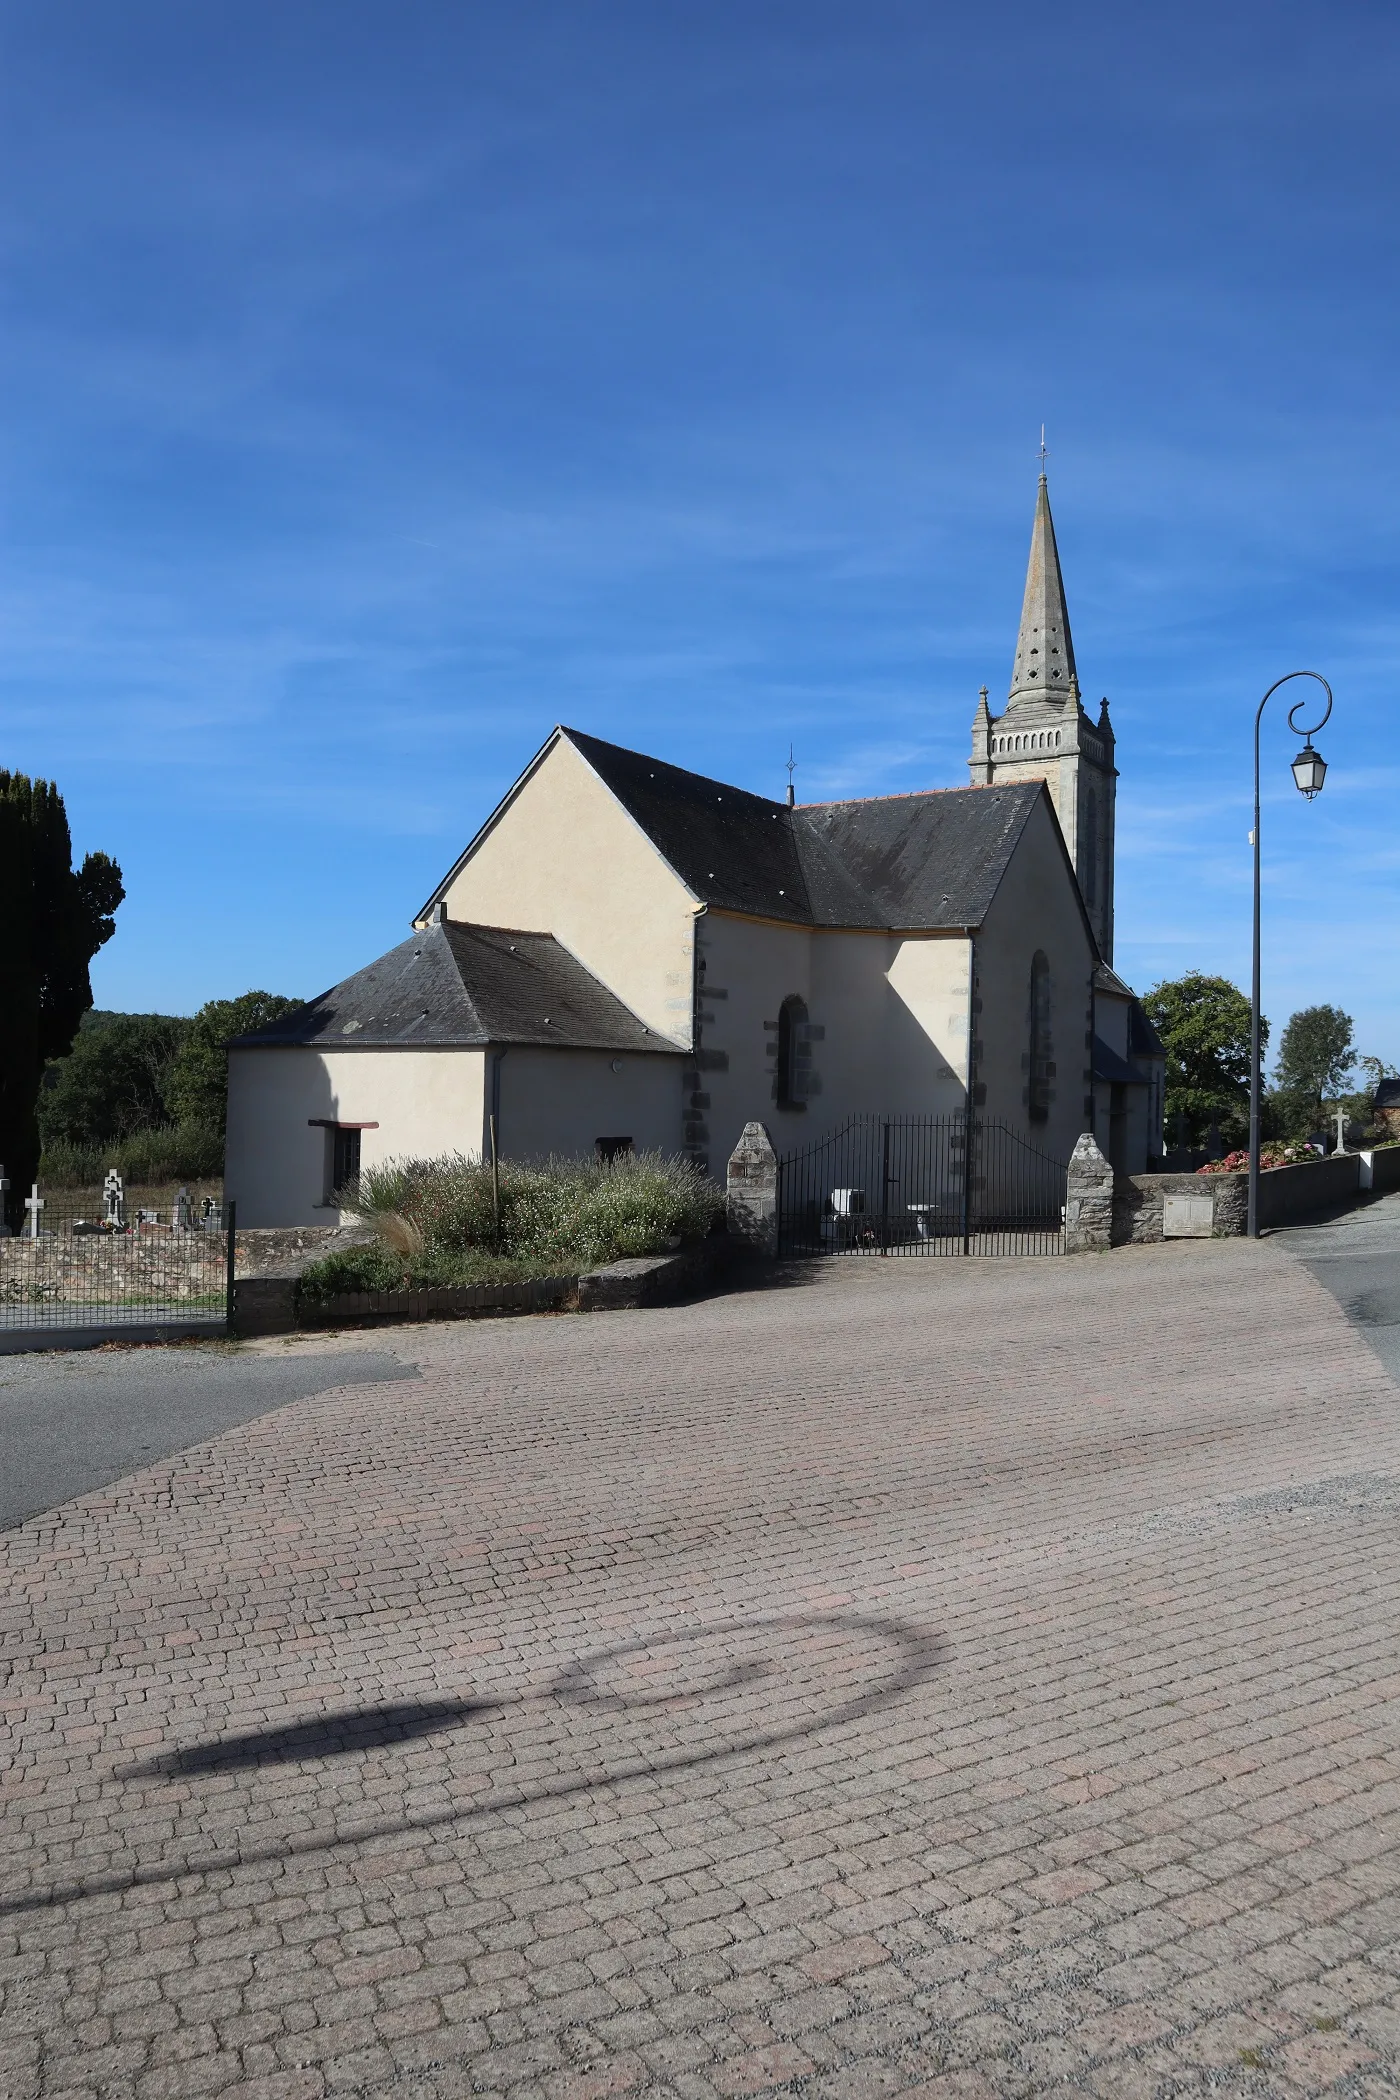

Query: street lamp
left=1249, top=671, right=1333, bottom=1239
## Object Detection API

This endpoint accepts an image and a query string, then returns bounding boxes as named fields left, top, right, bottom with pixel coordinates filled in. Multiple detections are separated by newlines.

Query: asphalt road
left=0, top=1343, right=419, bottom=1532
left=1274, top=1184, right=1400, bottom=1384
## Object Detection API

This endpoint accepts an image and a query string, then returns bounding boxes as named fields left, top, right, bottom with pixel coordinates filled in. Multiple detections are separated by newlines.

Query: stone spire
left=1008, top=475, right=1077, bottom=706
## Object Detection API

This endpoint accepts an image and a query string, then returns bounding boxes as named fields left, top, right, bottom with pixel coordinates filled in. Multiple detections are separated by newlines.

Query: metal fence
left=0, top=1186, right=235, bottom=1333
left=777, top=1115, right=1067, bottom=1258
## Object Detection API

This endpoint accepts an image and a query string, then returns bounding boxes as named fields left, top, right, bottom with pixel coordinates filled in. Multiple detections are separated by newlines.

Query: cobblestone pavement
left=4, top=1238, right=1400, bottom=2100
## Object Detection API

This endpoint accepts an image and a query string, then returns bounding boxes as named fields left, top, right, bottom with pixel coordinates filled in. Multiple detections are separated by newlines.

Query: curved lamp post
left=1249, top=671, right=1333, bottom=1239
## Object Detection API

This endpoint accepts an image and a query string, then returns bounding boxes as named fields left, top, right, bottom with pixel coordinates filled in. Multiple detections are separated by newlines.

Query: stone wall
left=1069, top=1137, right=1398, bottom=1252
left=1114, top=1171, right=1187, bottom=1245
left=1112, top=1150, right=1398, bottom=1243
left=1367, top=1145, right=1400, bottom=1194
left=0, top=1233, right=227, bottom=1308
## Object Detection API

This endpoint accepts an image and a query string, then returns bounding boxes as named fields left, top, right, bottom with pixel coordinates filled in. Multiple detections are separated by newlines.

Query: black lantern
left=1291, top=740, right=1327, bottom=799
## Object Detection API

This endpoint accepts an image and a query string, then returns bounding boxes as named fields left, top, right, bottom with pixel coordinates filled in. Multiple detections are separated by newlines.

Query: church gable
left=421, top=730, right=699, bottom=1045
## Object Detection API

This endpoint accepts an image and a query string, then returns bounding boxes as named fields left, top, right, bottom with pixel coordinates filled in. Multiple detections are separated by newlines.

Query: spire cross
left=1038, top=424, right=1048, bottom=477
left=785, top=743, right=795, bottom=789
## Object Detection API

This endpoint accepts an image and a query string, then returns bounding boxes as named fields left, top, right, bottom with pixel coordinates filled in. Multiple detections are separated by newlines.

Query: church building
left=226, top=475, right=1165, bottom=1227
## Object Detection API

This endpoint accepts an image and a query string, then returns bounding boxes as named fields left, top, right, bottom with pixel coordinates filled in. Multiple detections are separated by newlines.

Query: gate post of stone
left=1064, top=1132, right=1114, bottom=1253
left=727, top=1121, right=779, bottom=1258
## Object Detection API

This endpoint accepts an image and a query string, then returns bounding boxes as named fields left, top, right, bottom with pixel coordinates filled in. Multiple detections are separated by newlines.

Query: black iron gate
left=776, top=1115, right=1066, bottom=1257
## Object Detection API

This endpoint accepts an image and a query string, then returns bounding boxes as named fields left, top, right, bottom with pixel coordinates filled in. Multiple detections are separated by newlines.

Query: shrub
left=39, top=1120, right=225, bottom=1188
left=296, top=1243, right=540, bottom=1303
left=299, top=1149, right=723, bottom=1297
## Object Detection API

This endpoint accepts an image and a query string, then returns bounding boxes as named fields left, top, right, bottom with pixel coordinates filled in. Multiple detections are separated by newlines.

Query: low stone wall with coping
left=1069, top=1139, right=1400, bottom=1251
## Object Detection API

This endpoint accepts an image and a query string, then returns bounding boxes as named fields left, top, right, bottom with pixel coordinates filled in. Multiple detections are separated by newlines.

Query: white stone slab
left=1163, top=1193, right=1215, bottom=1239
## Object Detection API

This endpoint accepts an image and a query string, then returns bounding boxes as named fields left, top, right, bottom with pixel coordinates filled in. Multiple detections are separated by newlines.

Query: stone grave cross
left=24, top=1184, right=44, bottom=1240
left=103, top=1169, right=125, bottom=1227
left=1335, top=1108, right=1348, bottom=1156
left=173, top=1185, right=193, bottom=1231
left=0, top=1163, right=9, bottom=1238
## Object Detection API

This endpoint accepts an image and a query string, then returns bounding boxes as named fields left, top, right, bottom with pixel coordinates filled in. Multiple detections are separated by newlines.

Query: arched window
left=1083, top=789, right=1099, bottom=909
left=1028, top=952, right=1051, bottom=1121
left=777, top=994, right=808, bottom=1109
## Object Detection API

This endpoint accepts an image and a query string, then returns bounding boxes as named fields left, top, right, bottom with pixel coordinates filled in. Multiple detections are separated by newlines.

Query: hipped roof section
left=230, top=920, right=672, bottom=1054
left=421, top=726, right=1059, bottom=935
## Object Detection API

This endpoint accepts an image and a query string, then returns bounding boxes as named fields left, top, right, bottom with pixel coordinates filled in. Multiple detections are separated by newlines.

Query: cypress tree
left=0, top=772, right=123, bottom=1215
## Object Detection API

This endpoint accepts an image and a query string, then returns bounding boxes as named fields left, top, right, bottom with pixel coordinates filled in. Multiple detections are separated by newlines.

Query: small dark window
left=1028, top=952, right=1052, bottom=1121
left=595, top=1136, right=634, bottom=1164
left=332, top=1127, right=362, bottom=1190
left=776, top=995, right=808, bottom=1109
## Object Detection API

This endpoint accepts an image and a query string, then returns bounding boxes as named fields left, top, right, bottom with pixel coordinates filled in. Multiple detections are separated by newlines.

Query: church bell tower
left=968, top=472, right=1117, bottom=960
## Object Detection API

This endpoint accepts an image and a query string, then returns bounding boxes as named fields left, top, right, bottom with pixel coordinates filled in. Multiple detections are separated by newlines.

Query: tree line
left=37, top=992, right=299, bottom=1186
left=1142, top=972, right=1397, bottom=1151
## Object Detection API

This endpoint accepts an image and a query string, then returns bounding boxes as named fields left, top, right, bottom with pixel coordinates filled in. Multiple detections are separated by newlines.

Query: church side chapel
left=225, top=475, right=1165, bottom=1227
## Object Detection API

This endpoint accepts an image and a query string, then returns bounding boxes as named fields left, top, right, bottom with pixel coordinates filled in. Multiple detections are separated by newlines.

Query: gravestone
left=102, top=1169, right=126, bottom=1228
left=0, top=1163, right=9, bottom=1238
left=173, top=1185, right=194, bottom=1231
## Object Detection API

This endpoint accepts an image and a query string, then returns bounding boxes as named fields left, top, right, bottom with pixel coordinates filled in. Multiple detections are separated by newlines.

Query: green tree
left=37, top=1011, right=190, bottom=1148
left=1141, top=971, right=1263, bottom=1148
left=0, top=771, right=123, bottom=1206
left=165, top=991, right=301, bottom=1136
left=1275, top=1005, right=1354, bottom=1125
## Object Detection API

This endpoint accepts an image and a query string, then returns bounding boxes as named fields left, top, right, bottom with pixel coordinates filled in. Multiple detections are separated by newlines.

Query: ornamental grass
left=297, top=1149, right=723, bottom=1301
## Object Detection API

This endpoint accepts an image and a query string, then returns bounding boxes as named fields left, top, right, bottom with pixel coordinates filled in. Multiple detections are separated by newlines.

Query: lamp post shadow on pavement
left=1249, top=670, right=1333, bottom=1239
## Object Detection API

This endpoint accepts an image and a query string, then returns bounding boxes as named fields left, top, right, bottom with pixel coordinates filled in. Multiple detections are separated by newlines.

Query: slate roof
left=795, top=786, right=1045, bottom=929
left=518, top=729, right=1052, bottom=932
left=1092, top=1034, right=1147, bottom=1087
left=230, top=921, right=672, bottom=1054
left=1375, top=1078, right=1400, bottom=1110
left=1129, top=1002, right=1167, bottom=1060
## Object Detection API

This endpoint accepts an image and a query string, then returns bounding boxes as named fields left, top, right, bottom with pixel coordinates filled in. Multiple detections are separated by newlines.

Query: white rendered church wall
left=1094, top=985, right=1132, bottom=1059
left=435, top=736, right=697, bottom=1045
left=225, top=1046, right=487, bottom=1227
left=693, top=910, right=813, bottom=1169
left=883, top=938, right=973, bottom=1104
left=975, top=798, right=1096, bottom=1166
left=694, top=911, right=970, bottom=1167
left=493, top=1048, right=682, bottom=1162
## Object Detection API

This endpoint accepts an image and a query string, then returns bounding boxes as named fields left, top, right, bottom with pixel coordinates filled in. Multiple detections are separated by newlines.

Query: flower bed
left=1197, top=1144, right=1317, bottom=1174
left=297, top=1150, right=723, bottom=1305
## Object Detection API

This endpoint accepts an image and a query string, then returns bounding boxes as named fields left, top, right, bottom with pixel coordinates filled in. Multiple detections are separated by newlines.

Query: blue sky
left=2, top=0, right=1396, bottom=1065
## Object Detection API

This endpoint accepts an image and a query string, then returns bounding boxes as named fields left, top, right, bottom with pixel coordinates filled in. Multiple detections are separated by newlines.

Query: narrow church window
left=777, top=994, right=808, bottom=1109
left=332, top=1126, right=361, bottom=1191
left=1028, top=953, right=1051, bottom=1121
left=1084, top=790, right=1099, bottom=909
